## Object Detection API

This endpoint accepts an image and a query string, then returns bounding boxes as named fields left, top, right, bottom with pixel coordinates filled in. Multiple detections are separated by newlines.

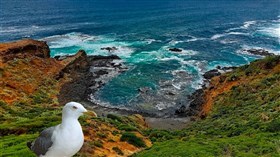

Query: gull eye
left=72, top=106, right=78, bottom=109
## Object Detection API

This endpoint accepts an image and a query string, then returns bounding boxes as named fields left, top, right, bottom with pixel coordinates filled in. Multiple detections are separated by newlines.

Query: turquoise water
left=1, top=0, right=279, bottom=114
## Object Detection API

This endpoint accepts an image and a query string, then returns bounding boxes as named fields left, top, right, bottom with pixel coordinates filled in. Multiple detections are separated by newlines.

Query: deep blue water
left=1, top=0, right=279, bottom=114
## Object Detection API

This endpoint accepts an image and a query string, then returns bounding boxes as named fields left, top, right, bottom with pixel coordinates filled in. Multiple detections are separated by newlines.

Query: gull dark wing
left=27, top=126, right=55, bottom=156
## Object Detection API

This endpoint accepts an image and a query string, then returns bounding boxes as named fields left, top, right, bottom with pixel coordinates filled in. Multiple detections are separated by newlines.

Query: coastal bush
left=107, top=114, right=123, bottom=122
left=266, top=119, right=280, bottom=132
left=112, top=147, right=124, bottom=155
left=147, top=130, right=174, bottom=142
left=93, top=140, right=103, bottom=148
left=121, top=132, right=146, bottom=148
left=112, top=130, right=119, bottom=135
left=118, top=124, right=137, bottom=131
left=97, top=132, right=108, bottom=138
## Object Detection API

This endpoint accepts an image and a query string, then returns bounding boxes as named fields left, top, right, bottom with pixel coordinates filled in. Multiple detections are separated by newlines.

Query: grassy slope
left=136, top=56, right=280, bottom=157
left=0, top=57, right=151, bottom=157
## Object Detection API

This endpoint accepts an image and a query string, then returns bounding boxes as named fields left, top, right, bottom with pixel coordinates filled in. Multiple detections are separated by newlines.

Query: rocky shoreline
left=53, top=47, right=239, bottom=129
left=48, top=43, right=279, bottom=129
left=1, top=39, right=277, bottom=129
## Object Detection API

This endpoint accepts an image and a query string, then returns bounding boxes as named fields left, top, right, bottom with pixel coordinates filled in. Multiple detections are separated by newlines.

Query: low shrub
left=107, top=114, right=123, bottom=122
left=118, top=124, right=137, bottom=131
left=121, top=132, right=146, bottom=148
left=112, top=147, right=124, bottom=155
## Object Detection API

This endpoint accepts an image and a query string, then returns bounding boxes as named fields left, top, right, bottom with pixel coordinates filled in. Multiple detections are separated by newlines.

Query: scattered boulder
left=203, top=69, right=221, bottom=79
left=138, top=87, right=151, bottom=93
left=101, top=47, right=118, bottom=52
left=204, top=66, right=237, bottom=80
left=243, top=49, right=274, bottom=56
left=175, top=105, right=186, bottom=115
left=169, top=48, right=182, bottom=52
left=166, top=91, right=176, bottom=96
left=54, top=55, right=68, bottom=60
left=91, top=55, right=121, bottom=60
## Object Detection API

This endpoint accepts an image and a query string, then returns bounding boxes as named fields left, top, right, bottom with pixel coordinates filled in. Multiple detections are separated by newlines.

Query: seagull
left=27, top=102, right=97, bottom=157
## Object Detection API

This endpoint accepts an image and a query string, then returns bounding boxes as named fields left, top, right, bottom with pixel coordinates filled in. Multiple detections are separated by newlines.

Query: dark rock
left=138, top=87, right=151, bottom=93
left=91, top=55, right=121, bottom=60
left=221, top=66, right=237, bottom=71
left=54, top=55, right=68, bottom=61
left=203, top=69, right=221, bottom=79
left=175, top=89, right=205, bottom=117
left=175, top=105, right=186, bottom=114
left=167, top=91, right=176, bottom=96
left=54, top=55, right=60, bottom=60
left=58, top=51, right=126, bottom=105
left=203, top=66, right=236, bottom=80
left=169, top=48, right=182, bottom=52
left=101, top=47, right=118, bottom=52
left=243, top=48, right=274, bottom=56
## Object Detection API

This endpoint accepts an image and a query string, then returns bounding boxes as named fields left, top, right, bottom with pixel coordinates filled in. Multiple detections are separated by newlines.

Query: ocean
left=1, top=0, right=279, bottom=115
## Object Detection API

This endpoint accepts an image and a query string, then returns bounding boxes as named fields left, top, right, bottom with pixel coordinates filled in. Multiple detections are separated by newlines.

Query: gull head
left=63, top=102, right=87, bottom=119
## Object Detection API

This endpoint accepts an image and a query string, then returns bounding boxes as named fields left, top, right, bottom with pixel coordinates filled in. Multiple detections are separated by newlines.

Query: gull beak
left=84, top=110, right=98, bottom=117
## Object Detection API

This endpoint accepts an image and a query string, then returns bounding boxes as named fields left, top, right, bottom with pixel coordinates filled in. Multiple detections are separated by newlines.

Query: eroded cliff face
left=0, top=39, right=50, bottom=62
left=0, top=39, right=151, bottom=157
left=201, top=56, right=280, bottom=117
left=0, top=39, right=63, bottom=104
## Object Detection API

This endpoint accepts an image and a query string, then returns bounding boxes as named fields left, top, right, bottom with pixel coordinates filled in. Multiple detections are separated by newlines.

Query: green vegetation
left=0, top=88, right=146, bottom=156
left=118, top=124, right=138, bottom=131
left=93, top=140, right=103, bottom=148
left=0, top=134, right=37, bottom=157
left=121, top=132, right=147, bottom=148
left=136, top=56, right=280, bottom=157
left=2, top=55, right=279, bottom=156
left=0, top=84, right=61, bottom=156
left=107, top=114, right=123, bottom=122
left=112, top=147, right=124, bottom=155
left=96, top=132, right=108, bottom=138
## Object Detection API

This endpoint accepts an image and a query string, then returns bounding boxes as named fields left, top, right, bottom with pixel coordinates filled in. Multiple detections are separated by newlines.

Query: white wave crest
left=211, top=32, right=249, bottom=40
left=242, top=21, right=256, bottom=29
left=41, top=32, right=137, bottom=58
left=257, top=23, right=280, bottom=39
left=211, top=34, right=227, bottom=40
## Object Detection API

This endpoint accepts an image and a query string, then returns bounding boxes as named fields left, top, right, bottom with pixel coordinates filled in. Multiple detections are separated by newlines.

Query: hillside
left=135, top=56, right=280, bottom=156
left=0, top=40, right=151, bottom=157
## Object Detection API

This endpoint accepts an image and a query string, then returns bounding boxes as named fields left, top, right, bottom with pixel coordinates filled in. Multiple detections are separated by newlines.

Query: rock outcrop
left=203, top=69, right=221, bottom=80
left=0, top=39, right=50, bottom=62
left=101, top=46, right=118, bottom=52
left=169, top=48, right=182, bottom=52
left=175, top=89, right=205, bottom=117
left=243, top=48, right=274, bottom=56
left=203, top=66, right=236, bottom=80
left=58, top=53, right=127, bottom=105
